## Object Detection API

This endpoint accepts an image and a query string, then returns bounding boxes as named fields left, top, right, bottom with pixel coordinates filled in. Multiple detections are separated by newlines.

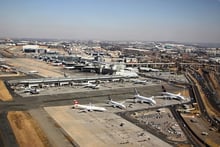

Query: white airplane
left=73, top=81, right=100, bottom=89
left=134, top=88, right=156, bottom=105
left=160, top=92, right=185, bottom=101
left=131, top=79, right=148, bottom=85
left=23, top=87, right=40, bottom=94
left=83, top=83, right=100, bottom=89
left=160, top=85, right=185, bottom=101
left=139, top=67, right=161, bottom=72
left=28, top=70, right=38, bottom=74
left=72, top=100, right=107, bottom=112
left=107, top=96, right=126, bottom=109
left=63, top=66, right=75, bottom=70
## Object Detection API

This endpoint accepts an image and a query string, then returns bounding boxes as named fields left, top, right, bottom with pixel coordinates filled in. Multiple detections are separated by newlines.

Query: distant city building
left=206, top=48, right=220, bottom=56
left=184, top=48, right=195, bottom=53
left=124, top=57, right=138, bottom=63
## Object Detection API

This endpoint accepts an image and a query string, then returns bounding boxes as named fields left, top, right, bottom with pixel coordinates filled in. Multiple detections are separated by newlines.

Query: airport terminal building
left=23, top=45, right=46, bottom=54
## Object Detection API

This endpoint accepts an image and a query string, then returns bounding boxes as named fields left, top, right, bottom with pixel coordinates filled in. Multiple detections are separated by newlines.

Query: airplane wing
left=121, top=100, right=127, bottom=104
left=154, top=95, right=170, bottom=99
left=79, top=109, right=89, bottom=113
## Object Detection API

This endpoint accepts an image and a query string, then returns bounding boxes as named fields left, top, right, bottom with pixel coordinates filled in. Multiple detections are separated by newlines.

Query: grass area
left=7, top=111, right=50, bottom=147
left=0, top=80, right=13, bottom=101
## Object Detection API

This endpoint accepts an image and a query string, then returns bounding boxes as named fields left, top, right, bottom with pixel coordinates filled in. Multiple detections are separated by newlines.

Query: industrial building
left=23, top=45, right=46, bottom=53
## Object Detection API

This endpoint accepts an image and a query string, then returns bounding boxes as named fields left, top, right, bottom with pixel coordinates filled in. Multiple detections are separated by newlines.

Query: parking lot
left=123, top=108, right=188, bottom=143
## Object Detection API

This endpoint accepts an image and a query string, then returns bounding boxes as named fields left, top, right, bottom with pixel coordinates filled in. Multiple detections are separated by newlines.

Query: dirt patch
left=180, top=89, right=190, bottom=97
left=0, top=49, right=14, bottom=58
left=6, top=58, right=63, bottom=77
left=0, top=80, right=13, bottom=101
left=7, top=111, right=50, bottom=147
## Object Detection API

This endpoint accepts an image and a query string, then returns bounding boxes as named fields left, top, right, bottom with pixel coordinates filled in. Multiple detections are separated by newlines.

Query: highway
left=188, top=69, right=220, bottom=129
left=170, top=106, right=207, bottom=147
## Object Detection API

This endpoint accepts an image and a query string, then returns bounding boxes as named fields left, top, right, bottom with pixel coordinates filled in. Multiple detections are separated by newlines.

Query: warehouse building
left=23, top=45, right=46, bottom=53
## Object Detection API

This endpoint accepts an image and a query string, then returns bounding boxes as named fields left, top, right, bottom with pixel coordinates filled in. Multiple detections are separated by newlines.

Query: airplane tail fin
left=107, top=95, right=112, bottom=104
left=73, top=100, right=79, bottom=105
left=95, top=84, right=100, bottom=88
left=162, top=85, right=166, bottom=92
left=134, top=88, right=139, bottom=95
left=108, top=95, right=112, bottom=101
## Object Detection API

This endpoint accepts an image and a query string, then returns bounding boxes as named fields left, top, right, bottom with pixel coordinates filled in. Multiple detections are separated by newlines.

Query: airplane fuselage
left=109, top=100, right=126, bottom=109
left=161, top=92, right=185, bottom=101
left=73, top=104, right=107, bottom=112
left=134, top=95, right=156, bottom=105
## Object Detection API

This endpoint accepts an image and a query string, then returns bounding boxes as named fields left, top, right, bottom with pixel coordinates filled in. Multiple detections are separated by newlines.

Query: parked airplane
left=139, top=67, right=161, bottom=72
left=131, top=79, right=148, bottom=85
left=28, top=70, right=38, bottom=74
left=63, top=66, right=75, bottom=70
left=73, top=81, right=100, bottom=89
left=83, top=82, right=100, bottom=89
left=160, top=85, right=185, bottom=101
left=134, top=88, right=156, bottom=105
left=23, top=87, right=40, bottom=94
left=107, top=96, right=126, bottom=109
left=51, top=62, right=62, bottom=66
left=72, top=100, right=107, bottom=112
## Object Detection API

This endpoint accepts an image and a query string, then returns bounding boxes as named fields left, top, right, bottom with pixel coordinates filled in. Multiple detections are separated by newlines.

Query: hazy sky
left=1, top=0, right=220, bottom=43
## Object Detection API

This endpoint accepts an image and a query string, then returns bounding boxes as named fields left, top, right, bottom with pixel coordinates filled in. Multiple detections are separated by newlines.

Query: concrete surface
left=45, top=105, right=172, bottom=147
